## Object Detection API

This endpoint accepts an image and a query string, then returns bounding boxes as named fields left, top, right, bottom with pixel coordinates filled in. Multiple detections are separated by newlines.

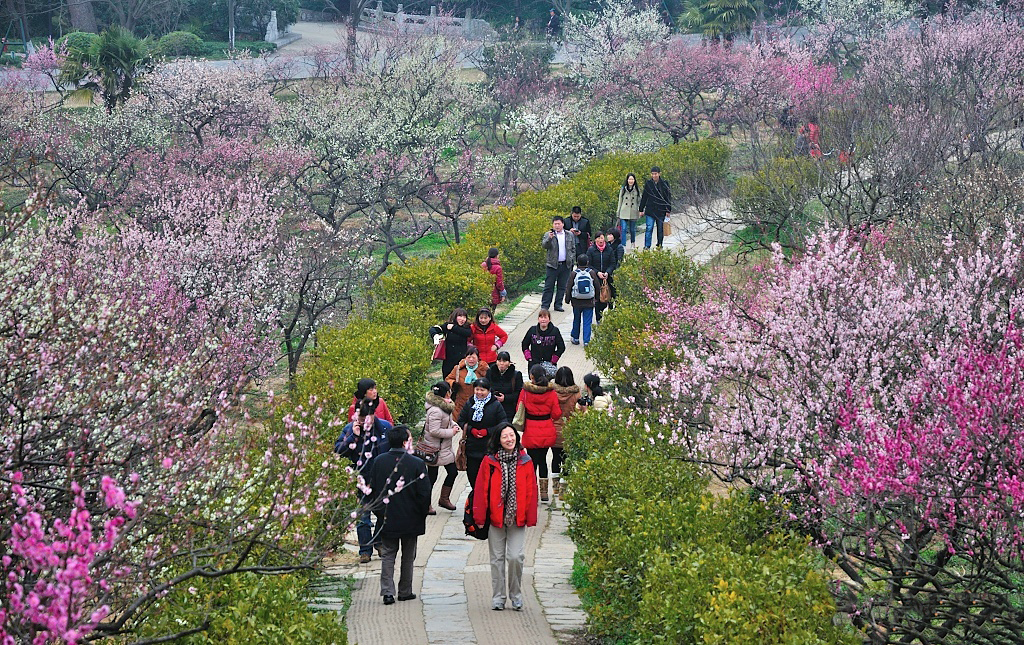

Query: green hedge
left=373, top=257, right=493, bottom=325
left=295, top=319, right=432, bottom=425
left=133, top=573, right=348, bottom=644
left=586, top=248, right=703, bottom=391
left=562, top=411, right=855, bottom=644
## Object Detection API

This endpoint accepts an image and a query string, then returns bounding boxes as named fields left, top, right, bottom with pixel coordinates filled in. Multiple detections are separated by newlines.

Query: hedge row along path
left=318, top=200, right=736, bottom=644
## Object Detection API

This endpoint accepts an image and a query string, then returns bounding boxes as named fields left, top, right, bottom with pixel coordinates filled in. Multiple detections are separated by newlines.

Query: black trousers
left=428, top=463, right=459, bottom=488
left=541, top=261, right=570, bottom=310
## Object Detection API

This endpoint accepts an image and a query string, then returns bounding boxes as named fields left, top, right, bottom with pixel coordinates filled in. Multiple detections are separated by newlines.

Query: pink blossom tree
left=637, top=226, right=1024, bottom=642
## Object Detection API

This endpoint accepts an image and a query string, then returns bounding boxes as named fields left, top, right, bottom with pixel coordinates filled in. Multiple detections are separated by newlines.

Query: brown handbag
left=663, top=220, right=673, bottom=236
left=455, top=436, right=468, bottom=471
left=599, top=281, right=612, bottom=304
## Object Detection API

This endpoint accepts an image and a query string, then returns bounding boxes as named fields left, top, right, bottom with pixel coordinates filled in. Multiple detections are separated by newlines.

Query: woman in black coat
left=437, top=307, right=473, bottom=379
left=456, top=377, right=508, bottom=491
left=486, top=350, right=524, bottom=421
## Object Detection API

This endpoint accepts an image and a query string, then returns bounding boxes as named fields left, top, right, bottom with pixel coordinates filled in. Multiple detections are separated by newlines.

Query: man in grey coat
left=541, top=215, right=576, bottom=312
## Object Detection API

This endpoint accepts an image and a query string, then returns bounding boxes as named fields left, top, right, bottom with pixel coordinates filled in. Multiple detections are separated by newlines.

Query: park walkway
left=320, top=201, right=735, bottom=644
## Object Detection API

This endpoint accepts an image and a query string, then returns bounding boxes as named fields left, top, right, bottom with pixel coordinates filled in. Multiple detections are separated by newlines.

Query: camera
left=578, top=395, right=593, bottom=407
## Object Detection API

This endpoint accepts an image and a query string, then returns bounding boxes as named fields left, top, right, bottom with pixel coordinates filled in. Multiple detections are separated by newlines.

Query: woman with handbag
left=585, top=233, right=619, bottom=324
left=518, top=364, right=561, bottom=503
left=473, top=423, right=538, bottom=611
left=438, top=308, right=473, bottom=380
left=420, top=381, right=460, bottom=513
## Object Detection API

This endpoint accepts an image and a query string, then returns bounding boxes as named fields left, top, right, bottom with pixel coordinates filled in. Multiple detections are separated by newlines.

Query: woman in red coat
left=481, top=248, right=506, bottom=307
left=473, top=424, right=538, bottom=611
left=471, top=307, right=508, bottom=365
left=518, top=364, right=561, bottom=502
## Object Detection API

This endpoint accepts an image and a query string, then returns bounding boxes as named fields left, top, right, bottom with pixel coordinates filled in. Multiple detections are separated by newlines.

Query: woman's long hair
left=488, top=422, right=523, bottom=454
left=622, top=173, right=639, bottom=193
left=529, top=363, right=550, bottom=387
left=554, top=366, right=575, bottom=387
left=486, top=247, right=499, bottom=270
left=583, top=373, right=605, bottom=396
left=448, top=307, right=469, bottom=326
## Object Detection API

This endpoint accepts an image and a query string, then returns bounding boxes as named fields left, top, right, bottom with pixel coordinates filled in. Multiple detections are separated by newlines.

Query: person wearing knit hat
left=347, top=377, right=395, bottom=424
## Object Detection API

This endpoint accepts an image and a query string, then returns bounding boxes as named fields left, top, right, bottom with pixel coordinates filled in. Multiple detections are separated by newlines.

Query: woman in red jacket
left=518, top=364, right=561, bottom=503
left=481, top=248, right=506, bottom=307
left=473, top=423, right=538, bottom=612
left=470, top=307, right=508, bottom=365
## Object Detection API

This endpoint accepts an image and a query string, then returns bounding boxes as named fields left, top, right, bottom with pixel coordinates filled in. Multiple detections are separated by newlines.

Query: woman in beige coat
left=551, top=367, right=581, bottom=499
left=422, top=381, right=461, bottom=512
left=617, top=173, right=642, bottom=248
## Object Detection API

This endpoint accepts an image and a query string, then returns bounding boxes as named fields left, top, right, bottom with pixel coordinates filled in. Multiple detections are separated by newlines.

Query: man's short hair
left=577, top=254, right=589, bottom=266
left=387, top=424, right=410, bottom=447
left=571, top=206, right=582, bottom=214
left=552, top=215, right=564, bottom=223
left=651, top=165, right=661, bottom=173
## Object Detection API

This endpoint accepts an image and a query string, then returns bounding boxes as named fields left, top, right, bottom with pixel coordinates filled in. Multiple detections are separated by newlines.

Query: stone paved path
left=323, top=200, right=735, bottom=644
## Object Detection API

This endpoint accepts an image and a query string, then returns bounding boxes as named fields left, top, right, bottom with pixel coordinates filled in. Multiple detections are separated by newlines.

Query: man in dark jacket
left=368, top=425, right=430, bottom=605
left=336, top=398, right=392, bottom=563
left=456, top=378, right=508, bottom=491
left=639, top=166, right=672, bottom=249
left=541, top=215, right=576, bottom=311
left=567, top=206, right=592, bottom=252
left=586, top=232, right=618, bottom=324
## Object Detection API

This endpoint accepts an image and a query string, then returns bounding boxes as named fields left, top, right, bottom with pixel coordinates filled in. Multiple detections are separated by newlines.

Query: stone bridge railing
left=359, top=3, right=496, bottom=39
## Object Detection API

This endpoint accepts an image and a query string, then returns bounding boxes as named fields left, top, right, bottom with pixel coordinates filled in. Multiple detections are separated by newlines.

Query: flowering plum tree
left=638, top=227, right=1024, bottom=642
left=0, top=193, right=353, bottom=642
left=563, top=0, right=668, bottom=85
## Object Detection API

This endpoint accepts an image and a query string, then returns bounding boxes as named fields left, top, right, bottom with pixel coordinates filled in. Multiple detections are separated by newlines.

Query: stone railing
left=359, top=3, right=496, bottom=39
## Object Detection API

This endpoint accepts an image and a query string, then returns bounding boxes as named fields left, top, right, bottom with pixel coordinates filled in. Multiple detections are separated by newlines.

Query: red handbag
left=432, top=340, right=446, bottom=361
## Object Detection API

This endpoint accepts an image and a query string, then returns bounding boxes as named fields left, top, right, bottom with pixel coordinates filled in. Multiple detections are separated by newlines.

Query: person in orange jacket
left=473, top=423, right=538, bottom=612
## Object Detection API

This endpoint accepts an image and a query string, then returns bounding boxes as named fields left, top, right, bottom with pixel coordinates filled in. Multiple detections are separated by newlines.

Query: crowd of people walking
left=333, top=169, right=669, bottom=609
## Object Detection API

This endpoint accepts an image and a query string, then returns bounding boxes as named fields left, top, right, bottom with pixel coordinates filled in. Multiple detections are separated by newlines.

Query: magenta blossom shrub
left=639, top=227, right=1024, bottom=642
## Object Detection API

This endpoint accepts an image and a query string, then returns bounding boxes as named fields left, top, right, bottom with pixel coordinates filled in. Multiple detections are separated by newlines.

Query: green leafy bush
left=442, top=206, right=555, bottom=289
left=732, top=155, right=821, bottom=250
left=613, top=246, right=704, bottom=305
left=295, top=319, right=432, bottom=425
left=155, top=30, right=206, bottom=57
left=515, top=184, right=603, bottom=228
left=133, top=572, right=348, bottom=644
left=56, top=31, right=99, bottom=56
left=373, top=257, right=493, bottom=325
left=635, top=538, right=858, bottom=645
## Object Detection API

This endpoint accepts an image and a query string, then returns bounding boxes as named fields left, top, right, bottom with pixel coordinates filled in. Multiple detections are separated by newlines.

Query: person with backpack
left=481, top=248, right=506, bottom=306
left=586, top=232, right=619, bottom=324
left=521, top=309, right=565, bottom=371
left=565, top=254, right=599, bottom=346
left=473, top=423, right=538, bottom=611
left=639, top=165, right=672, bottom=249
left=335, top=398, right=393, bottom=563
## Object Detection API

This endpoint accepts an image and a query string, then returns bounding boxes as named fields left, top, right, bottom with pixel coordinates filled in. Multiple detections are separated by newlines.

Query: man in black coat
left=368, top=424, right=431, bottom=605
left=568, top=206, right=592, bottom=252
left=456, top=378, right=508, bottom=491
left=639, top=166, right=672, bottom=249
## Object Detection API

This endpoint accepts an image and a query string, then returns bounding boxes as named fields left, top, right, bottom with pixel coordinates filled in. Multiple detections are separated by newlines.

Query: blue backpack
left=571, top=269, right=595, bottom=300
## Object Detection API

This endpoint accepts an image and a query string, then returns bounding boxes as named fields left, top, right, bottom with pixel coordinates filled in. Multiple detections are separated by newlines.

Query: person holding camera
left=541, top=216, right=576, bottom=311
left=578, top=373, right=612, bottom=411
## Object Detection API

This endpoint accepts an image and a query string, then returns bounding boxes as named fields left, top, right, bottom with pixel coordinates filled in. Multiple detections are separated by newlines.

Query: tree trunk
left=67, top=0, right=98, bottom=33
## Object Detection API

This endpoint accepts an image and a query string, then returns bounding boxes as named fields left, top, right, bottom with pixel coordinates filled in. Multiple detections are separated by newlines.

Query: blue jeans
left=571, top=307, right=594, bottom=345
left=357, top=508, right=377, bottom=556
left=644, top=215, right=664, bottom=248
left=620, top=218, right=637, bottom=246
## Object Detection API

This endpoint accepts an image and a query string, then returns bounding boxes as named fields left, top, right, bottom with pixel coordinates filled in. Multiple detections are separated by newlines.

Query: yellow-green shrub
left=443, top=205, right=556, bottom=288
left=133, top=573, right=349, bottom=644
left=635, top=539, right=858, bottom=645
left=613, top=246, right=704, bottom=305
left=373, top=257, right=493, bottom=323
left=515, top=184, right=602, bottom=225
left=296, top=319, right=432, bottom=425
